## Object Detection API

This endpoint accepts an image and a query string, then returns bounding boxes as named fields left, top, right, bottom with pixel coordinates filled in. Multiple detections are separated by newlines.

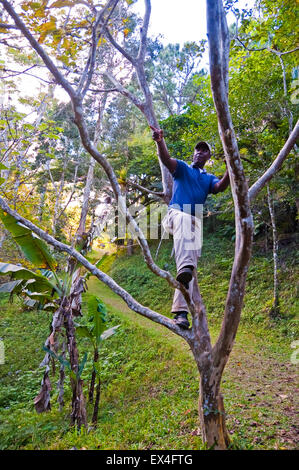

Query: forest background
left=0, top=0, right=298, bottom=451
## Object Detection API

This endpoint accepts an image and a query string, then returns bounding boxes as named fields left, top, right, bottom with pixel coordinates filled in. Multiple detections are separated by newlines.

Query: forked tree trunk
left=2, top=0, right=299, bottom=449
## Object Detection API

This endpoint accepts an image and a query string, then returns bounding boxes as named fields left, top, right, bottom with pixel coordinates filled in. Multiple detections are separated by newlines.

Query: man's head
left=193, top=141, right=211, bottom=168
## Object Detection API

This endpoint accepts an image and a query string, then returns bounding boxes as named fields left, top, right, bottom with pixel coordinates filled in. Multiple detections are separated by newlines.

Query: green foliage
left=0, top=210, right=57, bottom=271
left=0, top=211, right=68, bottom=308
left=0, top=243, right=298, bottom=449
left=78, top=294, right=120, bottom=350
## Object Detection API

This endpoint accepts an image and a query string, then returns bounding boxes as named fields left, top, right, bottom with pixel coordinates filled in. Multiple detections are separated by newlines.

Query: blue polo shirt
left=169, top=159, right=220, bottom=216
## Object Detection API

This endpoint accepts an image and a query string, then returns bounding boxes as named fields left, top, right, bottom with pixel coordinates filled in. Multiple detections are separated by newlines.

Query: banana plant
left=76, top=294, right=120, bottom=424
left=42, top=345, right=88, bottom=383
left=0, top=210, right=71, bottom=309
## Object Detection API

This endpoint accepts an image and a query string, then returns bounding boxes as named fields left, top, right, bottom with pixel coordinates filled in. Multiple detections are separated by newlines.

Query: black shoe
left=176, top=266, right=193, bottom=289
left=173, top=311, right=190, bottom=329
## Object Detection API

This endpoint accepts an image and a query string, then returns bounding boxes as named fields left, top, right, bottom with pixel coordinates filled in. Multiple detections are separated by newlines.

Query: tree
left=0, top=0, right=298, bottom=448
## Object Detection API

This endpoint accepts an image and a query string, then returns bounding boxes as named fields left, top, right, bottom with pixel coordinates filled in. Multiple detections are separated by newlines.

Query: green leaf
left=23, top=298, right=37, bottom=308
left=77, top=352, right=88, bottom=379
left=100, top=324, right=120, bottom=340
left=0, top=210, right=57, bottom=271
left=42, top=346, right=76, bottom=379
left=49, top=0, right=75, bottom=8
left=0, top=279, right=23, bottom=294
left=76, top=325, right=93, bottom=340
left=0, top=163, right=8, bottom=170
left=0, top=262, right=54, bottom=292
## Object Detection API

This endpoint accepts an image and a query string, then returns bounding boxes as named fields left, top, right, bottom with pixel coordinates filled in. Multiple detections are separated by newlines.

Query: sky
left=132, top=0, right=255, bottom=47
left=2, top=0, right=256, bottom=110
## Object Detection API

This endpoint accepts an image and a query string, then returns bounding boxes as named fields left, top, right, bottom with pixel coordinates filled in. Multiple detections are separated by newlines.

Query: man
left=150, top=125, right=230, bottom=329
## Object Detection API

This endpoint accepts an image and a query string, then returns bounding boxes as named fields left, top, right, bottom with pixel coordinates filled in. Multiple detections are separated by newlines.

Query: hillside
left=0, top=232, right=298, bottom=450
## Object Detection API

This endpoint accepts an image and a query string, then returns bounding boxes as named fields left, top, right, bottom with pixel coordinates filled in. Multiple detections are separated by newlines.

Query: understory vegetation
left=0, top=230, right=298, bottom=450
left=0, top=0, right=298, bottom=452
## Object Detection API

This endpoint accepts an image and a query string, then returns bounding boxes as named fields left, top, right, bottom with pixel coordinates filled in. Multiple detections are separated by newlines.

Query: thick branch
left=125, top=180, right=164, bottom=198
left=0, top=196, right=189, bottom=340
left=249, top=120, right=299, bottom=201
left=207, top=0, right=253, bottom=373
left=137, top=0, right=151, bottom=63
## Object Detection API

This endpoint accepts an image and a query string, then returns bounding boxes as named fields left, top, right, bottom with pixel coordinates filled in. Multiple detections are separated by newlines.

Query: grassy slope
left=0, top=233, right=298, bottom=450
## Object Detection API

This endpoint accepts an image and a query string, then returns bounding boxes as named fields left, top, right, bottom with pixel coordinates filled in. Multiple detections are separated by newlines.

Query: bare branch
left=56, top=165, right=79, bottom=221
left=1, top=67, right=55, bottom=84
left=125, top=180, right=164, bottom=198
left=103, top=70, right=145, bottom=110
left=89, top=87, right=118, bottom=93
left=249, top=120, right=299, bottom=201
left=235, top=37, right=299, bottom=56
left=0, top=195, right=189, bottom=340
left=280, top=47, right=299, bottom=56
left=1, top=0, right=77, bottom=100
left=104, top=27, right=136, bottom=66
left=78, top=0, right=120, bottom=97
left=0, top=22, right=17, bottom=29
left=207, top=0, right=253, bottom=372
left=235, top=37, right=267, bottom=52
left=137, top=0, right=151, bottom=62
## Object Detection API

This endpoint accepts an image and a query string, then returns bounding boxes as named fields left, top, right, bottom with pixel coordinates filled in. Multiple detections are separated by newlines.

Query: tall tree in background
left=0, top=0, right=298, bottom=448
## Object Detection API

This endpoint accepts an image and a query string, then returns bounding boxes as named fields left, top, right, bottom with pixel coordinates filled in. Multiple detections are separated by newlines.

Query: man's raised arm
left=212, top=163, right=230, bottom=194
left=150, top=126, right=177, bottom=174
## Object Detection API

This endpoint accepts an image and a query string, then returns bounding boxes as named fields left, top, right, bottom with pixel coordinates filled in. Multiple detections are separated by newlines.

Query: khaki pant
left=162, top=208, right=202, bottom=313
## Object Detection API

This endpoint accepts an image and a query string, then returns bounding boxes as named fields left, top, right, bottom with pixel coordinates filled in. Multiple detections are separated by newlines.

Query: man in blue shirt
left=150, top=126, right=230, bottom=329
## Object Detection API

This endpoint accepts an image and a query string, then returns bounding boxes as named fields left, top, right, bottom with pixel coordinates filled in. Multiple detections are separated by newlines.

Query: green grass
left=0, top=232, right=298, bottom=450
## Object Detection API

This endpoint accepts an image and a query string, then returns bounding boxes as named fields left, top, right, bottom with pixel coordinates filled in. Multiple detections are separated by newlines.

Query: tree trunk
left=38, top=184, right=47, bottom=222
left=267, top=185, right=279, bottom=316
left=199, top=371, right=230, bottom=449
left=58, top=340, right=66, bottom=411
left=64, top=304, right=87, bottom=428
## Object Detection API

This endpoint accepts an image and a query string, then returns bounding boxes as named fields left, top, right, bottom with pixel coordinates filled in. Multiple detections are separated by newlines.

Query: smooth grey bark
left=266, top=184, right=279, bottom=316
left=103, top=0, right=173, bottom=203
left=1, top=0, right=298, bottom=447
left=249, top=120, right=299, bottom=201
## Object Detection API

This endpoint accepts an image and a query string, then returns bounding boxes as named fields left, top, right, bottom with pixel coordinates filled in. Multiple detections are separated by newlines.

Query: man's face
left=193, top=146, right=211, bottom=168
